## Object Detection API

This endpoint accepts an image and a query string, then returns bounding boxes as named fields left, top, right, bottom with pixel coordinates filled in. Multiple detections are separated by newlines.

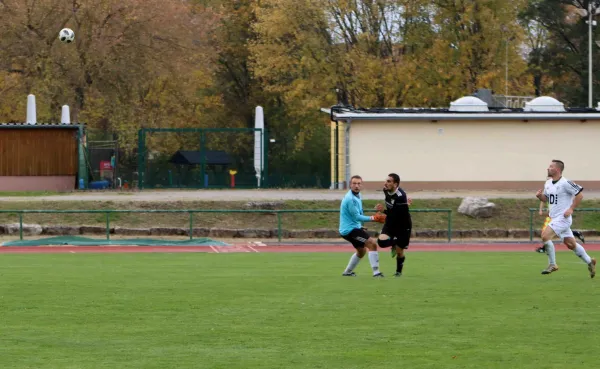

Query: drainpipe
left=344, top=119, right=351, bottom=189
left=330, top=106, right=341, bottom=190
left=334, top=120, right=339, bottom=189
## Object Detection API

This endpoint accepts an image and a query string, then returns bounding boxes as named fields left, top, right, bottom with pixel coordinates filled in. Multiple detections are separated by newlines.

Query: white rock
left=2, top=223, right=43, bottom=235
left=458, top=197, right=496, bottom=218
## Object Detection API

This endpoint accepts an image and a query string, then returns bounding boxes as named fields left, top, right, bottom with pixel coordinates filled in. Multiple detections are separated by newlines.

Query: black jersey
left=383, top=187, right=411, bottom=225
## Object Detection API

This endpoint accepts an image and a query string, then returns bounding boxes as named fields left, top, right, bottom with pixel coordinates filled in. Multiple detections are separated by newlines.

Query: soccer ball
left=58, top=28, right=75, bottom=43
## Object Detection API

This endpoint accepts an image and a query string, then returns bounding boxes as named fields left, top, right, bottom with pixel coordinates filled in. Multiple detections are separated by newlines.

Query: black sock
left=396, top=256, right=405, bottom=273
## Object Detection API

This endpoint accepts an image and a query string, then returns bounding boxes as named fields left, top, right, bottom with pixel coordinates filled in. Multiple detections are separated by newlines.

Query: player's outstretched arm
left=348, top=201, right=373, bottom=223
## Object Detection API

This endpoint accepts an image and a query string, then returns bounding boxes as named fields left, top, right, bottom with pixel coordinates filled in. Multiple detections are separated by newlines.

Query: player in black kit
left=375, top=173, right=412, bottom=277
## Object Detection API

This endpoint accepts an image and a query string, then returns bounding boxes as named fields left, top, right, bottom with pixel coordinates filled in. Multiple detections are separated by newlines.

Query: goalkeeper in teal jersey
left=339, top=175, right=386, bottom=277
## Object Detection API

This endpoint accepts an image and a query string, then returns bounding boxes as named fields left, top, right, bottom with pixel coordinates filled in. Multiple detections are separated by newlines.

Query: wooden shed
left=0, top=123, right=86, bottom=192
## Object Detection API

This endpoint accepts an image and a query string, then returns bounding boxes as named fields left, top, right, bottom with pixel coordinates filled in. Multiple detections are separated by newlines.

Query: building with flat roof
left=323, top=95, right=600, bottom=191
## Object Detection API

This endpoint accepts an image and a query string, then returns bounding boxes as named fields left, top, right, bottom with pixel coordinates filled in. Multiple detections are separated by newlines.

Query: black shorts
left=341, top=228, right=370, bottom=249
left=380, top=223, right=411, bottom=249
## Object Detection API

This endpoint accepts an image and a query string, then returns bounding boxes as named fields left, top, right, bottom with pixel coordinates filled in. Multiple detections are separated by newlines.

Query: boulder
left=458, top=197, right=496, bottom=218
left=2, top=223, right=43, bottom=236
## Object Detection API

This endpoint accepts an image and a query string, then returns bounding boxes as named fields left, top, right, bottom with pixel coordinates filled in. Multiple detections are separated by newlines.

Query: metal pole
left=137, top=129, right=146, bottom=190
left=334, top=121, right=339, bottom=189
left=590, top=2, right=594, bottom=108
left=529, top=209, right=534, bottom=242
left=447, top=211, right=452, bottom=243
left=344, top=120, right=351, bottom=188
left=19, top=213, right=23, bottom=241
left=106, top=212, right=110, bottom=240
left=189, top=212, right=194, bottom=240
left=505, top=38, right=508, bottom=96
left=263, top=128, right=269, bottom=188
left=277, top=212, right=282, bottom=243
left=200, top=130, right=206, bottom=188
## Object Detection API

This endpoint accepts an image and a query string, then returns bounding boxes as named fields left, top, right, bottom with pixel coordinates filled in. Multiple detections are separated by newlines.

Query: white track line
left=209, top=245, right=220, bottom=253
left=246, top=245, right=259, bottom=253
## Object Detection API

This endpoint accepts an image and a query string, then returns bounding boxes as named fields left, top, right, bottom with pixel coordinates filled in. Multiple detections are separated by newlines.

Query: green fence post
left=77, top=125, right=88, bottom=189
left=189, top=212, right=194, bottom=240
left=137, top=129, right=146, bottom=190
left=277, top=212, right=282, bottom=242
left=529, top=209, right=534, bottom=242
left=106, top=212, right=110, bottom=241
left=262, top=127, right=268, bottom=188
left=19, top=213, right=23, bottom=241
left=447, top=210, right=452, bottom=242
left=200, top=130, right=206, bottom=188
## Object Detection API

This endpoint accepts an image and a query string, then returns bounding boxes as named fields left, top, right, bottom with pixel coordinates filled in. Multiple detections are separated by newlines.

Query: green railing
left=528, top=208, right=600, bottom=241
left=0, top=208, right=453, bottom=243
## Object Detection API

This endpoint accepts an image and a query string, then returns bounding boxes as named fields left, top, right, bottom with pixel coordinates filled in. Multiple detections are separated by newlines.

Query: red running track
left=1, top=243, right=599, bottom=254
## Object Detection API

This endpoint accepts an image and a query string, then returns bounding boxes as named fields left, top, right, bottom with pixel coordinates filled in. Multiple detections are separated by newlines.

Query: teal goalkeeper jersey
left=339, top=190, right=372, bottom=236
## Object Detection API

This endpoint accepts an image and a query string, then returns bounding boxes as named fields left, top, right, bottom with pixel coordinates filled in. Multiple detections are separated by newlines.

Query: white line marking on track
left=209, top=245, right=220, bottom=253
left=246, top=245, right=259, bottom=253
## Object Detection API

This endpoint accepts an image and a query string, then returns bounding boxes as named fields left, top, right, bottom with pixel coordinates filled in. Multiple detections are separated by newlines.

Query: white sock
left=368, top=251, right=380, bottom=275
left=574, top=243, right=592, bottom=264
left=344, top=253, right=361, bottom=273
left=545, top=240, right=556, bottom=265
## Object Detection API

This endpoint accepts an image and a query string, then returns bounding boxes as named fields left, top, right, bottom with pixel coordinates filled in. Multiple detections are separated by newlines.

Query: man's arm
left=564, top=181, right=584, bottom=217
left=536, top=189, right=547, bottom=203
left=572, top=191, right=584, bottom=209
left=347, top=200, right=373, bottom=223
left=564, top=191, right=584, bottom=217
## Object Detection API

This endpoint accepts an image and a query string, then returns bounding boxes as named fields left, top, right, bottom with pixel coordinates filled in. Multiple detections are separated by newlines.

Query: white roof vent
left=524, top=96, right=565, bottom=112
left=449, top=96, right=489, bottom=112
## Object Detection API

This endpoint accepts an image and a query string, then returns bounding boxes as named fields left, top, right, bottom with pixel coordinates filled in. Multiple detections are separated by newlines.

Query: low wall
left=0, top=176, right=75, bottom=192
left=1, top=223, right=598, bottom=240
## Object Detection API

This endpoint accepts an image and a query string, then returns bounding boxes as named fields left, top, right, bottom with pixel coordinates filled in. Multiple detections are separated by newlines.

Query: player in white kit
left=535, top=160, right=596, bottom=278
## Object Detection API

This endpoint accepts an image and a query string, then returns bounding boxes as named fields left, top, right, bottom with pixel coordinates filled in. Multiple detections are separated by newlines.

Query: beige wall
left=349, top=119, right=600, bottom=187
left=0, top=176, right=75, bottom=192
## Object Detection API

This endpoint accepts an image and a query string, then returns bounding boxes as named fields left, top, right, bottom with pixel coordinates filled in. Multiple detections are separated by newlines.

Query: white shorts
left=547, top=217, right=574, bottom=240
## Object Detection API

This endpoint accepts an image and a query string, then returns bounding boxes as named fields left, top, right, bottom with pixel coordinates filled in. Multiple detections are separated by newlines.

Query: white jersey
left=543, top=177, right=583, bottom=220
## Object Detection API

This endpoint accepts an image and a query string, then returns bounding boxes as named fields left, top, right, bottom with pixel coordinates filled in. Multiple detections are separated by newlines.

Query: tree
left=0, top=0, right=220, bottom=152
left=522, top=0, right=600, bottom=105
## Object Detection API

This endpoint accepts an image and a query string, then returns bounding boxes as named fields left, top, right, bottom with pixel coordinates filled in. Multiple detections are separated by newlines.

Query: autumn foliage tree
left=0, top=0, right=219, bottom=151
left=0, top=0, right=597, bottom=187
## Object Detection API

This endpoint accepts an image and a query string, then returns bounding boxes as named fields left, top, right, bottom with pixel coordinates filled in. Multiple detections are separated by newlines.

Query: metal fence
left=1, top=208, right=453, bottom=243
left=137, top=128, right=266, bottom=190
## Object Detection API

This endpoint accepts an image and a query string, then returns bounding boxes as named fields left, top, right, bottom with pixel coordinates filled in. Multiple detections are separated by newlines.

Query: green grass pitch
left=0, top=252, right=599, bottom=369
